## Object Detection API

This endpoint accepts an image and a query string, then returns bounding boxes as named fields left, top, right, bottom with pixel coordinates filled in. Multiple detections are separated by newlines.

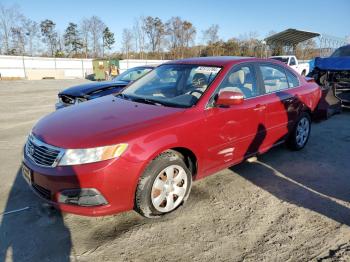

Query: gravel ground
left=0, top=80, right=349, bottom=262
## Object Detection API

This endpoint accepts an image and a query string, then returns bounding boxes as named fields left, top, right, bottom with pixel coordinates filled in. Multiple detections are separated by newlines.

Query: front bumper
left=22, top=154, right=143, bottom=216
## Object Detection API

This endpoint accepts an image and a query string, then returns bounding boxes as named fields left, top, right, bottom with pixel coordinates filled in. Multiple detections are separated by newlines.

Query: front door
left=199, top=63, right=266, bottom=177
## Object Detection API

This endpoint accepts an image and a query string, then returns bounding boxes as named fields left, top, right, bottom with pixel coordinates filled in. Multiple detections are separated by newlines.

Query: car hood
left=314, top=57, right=350, bottom=71
left=32, top=95, right=185, bottom=149
left=59, top=80, right=129, bottom=97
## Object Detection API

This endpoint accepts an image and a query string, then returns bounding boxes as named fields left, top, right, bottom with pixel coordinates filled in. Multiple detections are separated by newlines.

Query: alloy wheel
left=296, top=117, right=310, bottom=147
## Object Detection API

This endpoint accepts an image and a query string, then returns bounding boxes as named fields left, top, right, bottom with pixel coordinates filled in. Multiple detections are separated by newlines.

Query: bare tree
left=0, top=4, right=22, bottom=54
left=203, top=24, right=219, bottom=45
left=166, top=17, right=196, bottom=58
left=88, top=16, right=106, bottom=57
left=122, top=28, right=133, bottom=59
left=23, top=19, right=40, bottom=56
left=143, top=16, right=165, bottom=53
left=10, top=27, right=25, bottom=55
left=181, top=20, right=196, bottom=57
left=80, top=18, right=90, bottom=58
left=202, top=24, right=220, bottom=56
left=133, top=16, right=146, bottom=59
left=166, top=17, right=182, bottom=51
left=55, top=32, right=65, bottom=57
left=296, top=39, right=317, bottom=60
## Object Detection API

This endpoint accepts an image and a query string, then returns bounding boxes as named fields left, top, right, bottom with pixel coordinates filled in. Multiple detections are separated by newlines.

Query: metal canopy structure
left=265, top=28, right=320, bottom=46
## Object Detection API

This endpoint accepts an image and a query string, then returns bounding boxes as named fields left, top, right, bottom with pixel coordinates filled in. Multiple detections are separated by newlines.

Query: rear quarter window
left=285, top=70, right=300, bottom=88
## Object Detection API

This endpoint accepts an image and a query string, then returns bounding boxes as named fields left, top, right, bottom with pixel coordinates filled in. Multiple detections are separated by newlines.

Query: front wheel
left=135, top=151, right=192, bottom=218
left=287, top=112, right=311, bottom=150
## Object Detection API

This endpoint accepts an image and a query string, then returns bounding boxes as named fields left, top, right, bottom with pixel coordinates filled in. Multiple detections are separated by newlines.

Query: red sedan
left=22, top=57, right=321, bottom=217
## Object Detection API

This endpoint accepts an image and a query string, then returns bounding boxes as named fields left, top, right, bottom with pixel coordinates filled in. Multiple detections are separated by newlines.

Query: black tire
left=301, top=70, right=306, bottom=76
left=134, top=150, right=192, bottom=218
left=287, top=112, right=311, bottom=151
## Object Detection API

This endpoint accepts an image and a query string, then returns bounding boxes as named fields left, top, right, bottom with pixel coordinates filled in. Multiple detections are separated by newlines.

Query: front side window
left=215, top=64, right=258, bottom=99
left=121, top=64, right=221, bottom=108
left=260, top=64, right=289, bottom=93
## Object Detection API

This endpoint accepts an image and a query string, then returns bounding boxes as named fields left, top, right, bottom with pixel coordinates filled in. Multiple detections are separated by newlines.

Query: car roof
left=165, top=56, right=257, bottom=67
left=133, top=65, right=156, bottom=69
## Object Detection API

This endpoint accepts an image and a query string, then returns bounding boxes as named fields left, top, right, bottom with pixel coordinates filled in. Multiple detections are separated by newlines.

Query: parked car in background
left=270, top=55, right=310, bottom=76
left=23, top=57, right=321, bottom=218
left=55, top=65, right=155, bottom=109
left=309, top=44, right=350, bottom=108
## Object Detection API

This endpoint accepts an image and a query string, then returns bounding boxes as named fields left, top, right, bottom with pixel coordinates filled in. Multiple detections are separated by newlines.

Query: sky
left=1, top=0, right=350, bottom=50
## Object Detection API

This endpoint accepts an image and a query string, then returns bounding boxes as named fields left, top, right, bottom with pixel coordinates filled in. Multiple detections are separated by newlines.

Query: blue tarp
left=314, top=57, right=350, bottom=71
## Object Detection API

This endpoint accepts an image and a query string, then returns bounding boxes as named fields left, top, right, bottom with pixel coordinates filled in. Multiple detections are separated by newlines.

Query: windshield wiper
left=116, top=93, right=189, bottom=108
left=130, top=97, right=165, bottom=106
left=116, top=93, right=163, bottom=106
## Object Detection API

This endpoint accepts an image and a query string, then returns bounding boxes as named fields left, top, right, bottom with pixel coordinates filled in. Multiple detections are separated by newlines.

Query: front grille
left=25, top=134, right=63, bottom=167
left=32, top=183, right=51, bottom=200
left=60, top=95, right=75, bottom=104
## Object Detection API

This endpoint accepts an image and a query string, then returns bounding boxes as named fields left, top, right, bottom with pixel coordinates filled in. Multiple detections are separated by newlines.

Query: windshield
left=120, top=64, right=221, bottom=108
left=113, top=67, right=152, bottom=82
left=331, top=45, right=350, bottom=57
left=270, top=57, right=289, bottom=64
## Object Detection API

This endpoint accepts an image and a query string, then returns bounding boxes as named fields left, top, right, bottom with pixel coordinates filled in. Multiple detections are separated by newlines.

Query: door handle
left=254, top=104, right=266, bottom=111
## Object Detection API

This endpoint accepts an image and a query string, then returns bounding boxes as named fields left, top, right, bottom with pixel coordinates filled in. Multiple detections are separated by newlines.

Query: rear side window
left=285, top=70, right=300, bottom=88
left=259, top=64, right=289, bottom=93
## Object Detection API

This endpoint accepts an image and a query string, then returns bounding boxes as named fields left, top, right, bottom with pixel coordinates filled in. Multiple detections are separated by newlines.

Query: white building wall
left=0, top=55, right=169, bottom=79
left=119, top=59, right=168, bottom=73
left=0, top=55, right=93, bottom=80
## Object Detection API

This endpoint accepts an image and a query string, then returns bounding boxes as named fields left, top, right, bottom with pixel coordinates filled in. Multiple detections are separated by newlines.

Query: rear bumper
left=22, top=155, right=143, bottom=216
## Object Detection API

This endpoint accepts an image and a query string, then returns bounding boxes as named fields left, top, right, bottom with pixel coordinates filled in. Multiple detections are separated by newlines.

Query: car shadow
left=0, top=167, right=72, bottom=262
left=230, top=154, right=350, bottom=226
left=231, top=90, right=350, bottom=226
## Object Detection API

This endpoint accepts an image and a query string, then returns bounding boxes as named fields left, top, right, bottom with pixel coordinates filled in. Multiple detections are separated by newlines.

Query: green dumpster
left=92, top=59, right=119, bottom=80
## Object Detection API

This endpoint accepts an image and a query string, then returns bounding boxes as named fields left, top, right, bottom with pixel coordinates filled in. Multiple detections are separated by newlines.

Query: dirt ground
left=0, top=80, right=349, bottom=262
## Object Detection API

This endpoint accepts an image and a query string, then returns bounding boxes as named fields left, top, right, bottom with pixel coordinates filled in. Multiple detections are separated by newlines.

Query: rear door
left=256, top=63, right=300, bottom=150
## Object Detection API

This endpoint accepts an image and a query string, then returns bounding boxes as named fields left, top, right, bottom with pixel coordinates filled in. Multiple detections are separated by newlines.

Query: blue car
left=56, top=66, right=155, bottom=109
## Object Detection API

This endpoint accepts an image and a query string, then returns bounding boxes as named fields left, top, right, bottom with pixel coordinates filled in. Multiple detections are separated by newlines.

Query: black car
left=56, top=66, right=155, bottom=109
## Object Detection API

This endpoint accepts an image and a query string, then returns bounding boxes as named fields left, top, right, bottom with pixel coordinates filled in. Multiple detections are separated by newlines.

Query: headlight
left=58, top=143, right=128, bottom=166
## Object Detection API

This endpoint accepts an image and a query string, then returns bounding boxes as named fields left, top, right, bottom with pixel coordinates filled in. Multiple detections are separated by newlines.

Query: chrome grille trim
left=25, top=134, right=65, bottom=168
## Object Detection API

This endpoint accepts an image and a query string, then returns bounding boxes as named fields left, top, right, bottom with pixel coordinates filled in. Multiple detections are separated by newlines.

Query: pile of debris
left=309, top=45, right=350, bottom=118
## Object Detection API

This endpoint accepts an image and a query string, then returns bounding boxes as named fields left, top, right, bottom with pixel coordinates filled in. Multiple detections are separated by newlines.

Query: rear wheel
left=135, top=151, right=192, bottom=218
left=287, top=112, right=311, bottom=150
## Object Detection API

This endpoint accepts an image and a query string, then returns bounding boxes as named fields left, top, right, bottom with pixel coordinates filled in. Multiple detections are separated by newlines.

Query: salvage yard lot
left=0, top=80, right=350, bottom=262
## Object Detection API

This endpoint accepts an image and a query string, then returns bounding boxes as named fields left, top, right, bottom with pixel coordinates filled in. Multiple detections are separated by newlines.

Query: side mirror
left=215, top=91, right=244, bottom=107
